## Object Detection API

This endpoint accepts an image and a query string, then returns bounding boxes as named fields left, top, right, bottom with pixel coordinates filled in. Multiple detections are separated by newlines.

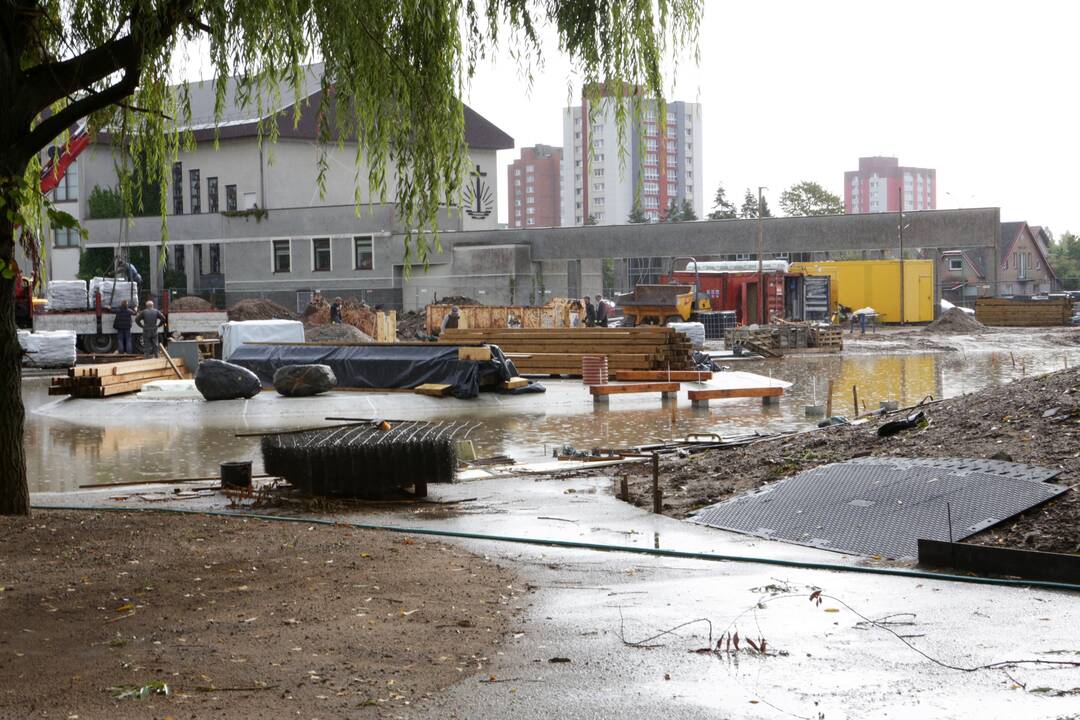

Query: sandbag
left=667, top=321, right=706, bottom=349
left=194, top=359, right=263, bottom=401
left=89, top=277, right=139, bottom=309
left=45, top=280, right=87, bottom=311
left=273, top=364, right=337, bottom=397
left=18, top=330, right=76, bottom=368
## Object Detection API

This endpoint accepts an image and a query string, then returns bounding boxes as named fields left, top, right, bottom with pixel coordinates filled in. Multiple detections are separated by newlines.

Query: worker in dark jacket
left=113, top=300, right=134, bottom=354
left=583, top=296, right=596, bottom=327
left=440, top=305, right=461, bottom=333
left=329, top=297, right=343, bottom=324
left=594, top=294, right=609, bottom=327
left=134, top=300, right=166, bottom=358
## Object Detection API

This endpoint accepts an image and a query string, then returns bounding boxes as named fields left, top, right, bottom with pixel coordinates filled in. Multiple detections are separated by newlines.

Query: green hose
left=31, top=503, right=1080, bottom=593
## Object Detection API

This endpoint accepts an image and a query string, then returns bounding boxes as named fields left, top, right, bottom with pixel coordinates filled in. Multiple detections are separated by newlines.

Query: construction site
left=7, top=250, right=1080, bottom=719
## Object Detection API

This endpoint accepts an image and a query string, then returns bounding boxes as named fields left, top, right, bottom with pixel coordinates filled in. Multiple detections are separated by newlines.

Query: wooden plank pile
left=725, top=322, right=842, bottom=356
left=975, top=297, right=1071, bottom=327
left=439, top=326, right=695, bottom=377
left=49, top=357, right=190, bottom=398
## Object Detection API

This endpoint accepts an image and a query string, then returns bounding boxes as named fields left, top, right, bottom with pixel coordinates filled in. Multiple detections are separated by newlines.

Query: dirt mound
left=305, top=296, right=379, bottom=336
left=304, top=322, right=373, bottom=343
left=434, top=295, right=478, bottom=306
left=922, top=307, right=986, bottom=334
left=169, top=295, right=212, bottom=311
left=397, top=310, right=426, bottom=339
left=227, top=298, right=299, bottom=321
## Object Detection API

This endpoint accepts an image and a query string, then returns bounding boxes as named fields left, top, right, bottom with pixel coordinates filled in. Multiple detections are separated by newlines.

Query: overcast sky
left=462, top=1, right=1079, bottom=234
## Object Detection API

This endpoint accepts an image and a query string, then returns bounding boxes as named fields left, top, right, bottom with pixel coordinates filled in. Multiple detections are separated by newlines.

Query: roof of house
left=1000, top=221, right=1026, bottom=257
left=174, top=64, right=512, bottom=150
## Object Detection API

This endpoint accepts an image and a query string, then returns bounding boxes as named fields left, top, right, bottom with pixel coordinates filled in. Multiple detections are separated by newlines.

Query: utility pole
left=757, top=186, right=766, bottom=324
left=897, top=187, right=905, bottom=324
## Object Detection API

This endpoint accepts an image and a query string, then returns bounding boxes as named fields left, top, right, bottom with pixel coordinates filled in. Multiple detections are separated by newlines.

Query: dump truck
left=615, top=284, right=696, bottom=326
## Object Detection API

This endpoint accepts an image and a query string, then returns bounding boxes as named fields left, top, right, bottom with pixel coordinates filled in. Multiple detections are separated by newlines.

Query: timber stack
left=49, top=357, right=190, bottom=398
left=725, top=322, right=842, bottom=356
left=975, top=297, right=1071, bottom=327
left=439, top=326, right=694, bottom=377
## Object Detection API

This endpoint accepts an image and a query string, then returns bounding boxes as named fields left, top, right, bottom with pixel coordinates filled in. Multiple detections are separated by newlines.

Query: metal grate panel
left=690, top=458, right=1067, bottom=560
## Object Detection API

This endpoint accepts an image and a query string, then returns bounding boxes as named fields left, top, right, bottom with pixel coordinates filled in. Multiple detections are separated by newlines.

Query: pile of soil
left=612, top=366, right=1080, bottom=555
left=922, top=307, right=986, bottom=334
left=168, top=295, right=212, bottom=312
left=304, top=322, right=373, bottom=343
left=227, top=298, right=299, bottom=321
left=305, top=296, right=379, bottom=337
left=397, top=310, right=427, bottom=339
left=0, top=510, right=517, bottom=718
left=433, top=295, right=478, bottom=306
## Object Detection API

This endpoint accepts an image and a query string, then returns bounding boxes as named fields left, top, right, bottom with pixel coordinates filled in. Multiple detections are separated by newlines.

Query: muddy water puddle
left=24, top=347, right=1079, bottom=493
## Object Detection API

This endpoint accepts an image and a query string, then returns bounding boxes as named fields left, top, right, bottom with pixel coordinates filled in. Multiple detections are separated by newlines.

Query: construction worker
left=135, top=300, right=166, bottom=358
left=330, top=297, right=343, bottom=324
left=583, top=296, right=596, bottom=327
left=441, top=305, right=461, bottom=333
left=113, top=300, right=134, bottom=354
left=594, top=294, right=609, bottom=327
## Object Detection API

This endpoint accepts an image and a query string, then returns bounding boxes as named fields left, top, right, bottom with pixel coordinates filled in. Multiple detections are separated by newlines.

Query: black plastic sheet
left=229, top=343, right=515, bottom=399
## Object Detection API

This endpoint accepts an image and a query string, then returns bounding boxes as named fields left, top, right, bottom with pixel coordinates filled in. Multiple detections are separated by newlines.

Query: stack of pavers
left=261, top=420, right=473, bottom=497
left=49, top=357, right=188, bottom=398
left=439, top=326, right=695, bottom=377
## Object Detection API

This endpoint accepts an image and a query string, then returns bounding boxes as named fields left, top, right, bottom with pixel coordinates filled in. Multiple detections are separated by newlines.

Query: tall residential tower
left=507, top=144, right=562, bottom=228
left=561, top=86, right=703, bottom=225
left=844, top=156, right=936, bottom=214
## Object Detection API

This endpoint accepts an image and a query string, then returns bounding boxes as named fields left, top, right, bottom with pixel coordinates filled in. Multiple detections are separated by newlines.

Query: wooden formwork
left=426, top=299, right=575, bottom=334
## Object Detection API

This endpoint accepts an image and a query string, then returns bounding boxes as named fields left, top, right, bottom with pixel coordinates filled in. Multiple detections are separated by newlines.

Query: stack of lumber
left=439, top=327, right=694, bottom=377
left=975, top=298, right=1071, bottom=327
left=49, top=357, right=190, bottom=398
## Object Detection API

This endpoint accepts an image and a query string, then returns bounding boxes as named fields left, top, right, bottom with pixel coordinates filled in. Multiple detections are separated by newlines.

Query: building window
left=525, top=185, right=534, bottom=193
left=354, top=236, right=373, bottom=270
left=172, top=162, right=183, bottom=214
left=225, top=184, right=237, bottom=211
left=514, top=168, right=522, bottom=176
left=515, top=198, right=522, bottom=207
left=189, top=169, right=201, bottom=214
left=207, top=177, right=219, bottom=213
left=527, top=218, right=535, bottom=226
left=948, top=258, right=964, bottom=272
left=527, top=207, right=536, bottom=215
left=592, top=198, right=603, bottom=207
left=50, top=160, right=78, bottom=202
left=593, top=169, right=604, bottom=177
left=667, top=183, right=676, bottom=195
left=209, top=243, right=221, bottom=274
left=312, top=238, right=331, bottom=272
left=276, top=241, right=293, bottom=276
left=53, top=227, right=78, bottom=248
left=175, top=245, right=185, bottom=273
left=527, top=174, right=534, bottom=182
left=526, top=196, right=535, bottom=205
left=526, top=164, right=535, bottom=172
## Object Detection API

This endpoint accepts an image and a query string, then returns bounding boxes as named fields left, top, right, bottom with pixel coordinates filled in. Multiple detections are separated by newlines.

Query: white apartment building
left=561, top=89, right=703, bottom=226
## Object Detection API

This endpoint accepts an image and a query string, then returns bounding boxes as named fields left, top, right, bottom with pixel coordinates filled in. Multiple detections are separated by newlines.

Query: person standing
left=583, top=296, right=596, bottom=327
left=329, top=296, right=343, bottom=324
left=113, top=300, right=133, bottom=354
left=135, top=300, right=166, bottom=358
left=594, top=294, right=609, bottom=327
left=440, top=305, right=461, bottom=333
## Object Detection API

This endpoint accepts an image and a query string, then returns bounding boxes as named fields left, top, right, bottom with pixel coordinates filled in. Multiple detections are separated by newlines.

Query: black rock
left=273, top=364, right=337, bottom=397
left=195, top=359, right=263, bottom=401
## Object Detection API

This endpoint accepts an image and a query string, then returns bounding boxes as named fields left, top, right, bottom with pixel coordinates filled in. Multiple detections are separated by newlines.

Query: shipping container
left=789, top=259, right=935, bottom=323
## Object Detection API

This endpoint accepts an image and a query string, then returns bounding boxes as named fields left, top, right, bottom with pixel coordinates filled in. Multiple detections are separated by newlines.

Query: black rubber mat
left=690, top=458, right=1068, bottom=559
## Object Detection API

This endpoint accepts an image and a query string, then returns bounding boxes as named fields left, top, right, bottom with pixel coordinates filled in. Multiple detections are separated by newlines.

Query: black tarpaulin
left=229, top=344, right=515, bottom=399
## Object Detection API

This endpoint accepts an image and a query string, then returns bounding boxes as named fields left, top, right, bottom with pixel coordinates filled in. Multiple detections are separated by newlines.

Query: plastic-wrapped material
left=45, top=280, right=87, bottom=310
left=89, top=277, right=139, bottom=309
left=219, top=319, right=306, bottom=360
left=667, top=321, right=706, bottom=349
left=18, top=330, right=77, bottom=368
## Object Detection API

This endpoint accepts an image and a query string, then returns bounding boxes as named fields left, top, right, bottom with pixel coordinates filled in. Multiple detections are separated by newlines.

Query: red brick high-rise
left=844, top=156, right=936, bottom=214
left=507, top=145, right=562, bottom=228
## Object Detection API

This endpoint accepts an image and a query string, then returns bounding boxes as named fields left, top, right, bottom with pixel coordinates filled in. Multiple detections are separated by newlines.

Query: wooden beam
left=615, top=370, right=712, bottom=381
left=589, top=382, right=680, bottom=396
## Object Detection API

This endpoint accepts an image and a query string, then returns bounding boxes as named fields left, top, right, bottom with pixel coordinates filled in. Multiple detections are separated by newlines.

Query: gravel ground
left=0, top=511, right=517, bottom=718
left=615, top=365, right=1080, bottom=555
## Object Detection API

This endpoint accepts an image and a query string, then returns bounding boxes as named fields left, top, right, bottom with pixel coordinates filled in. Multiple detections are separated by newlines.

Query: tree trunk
left=0, top=203, right=29, bottom=515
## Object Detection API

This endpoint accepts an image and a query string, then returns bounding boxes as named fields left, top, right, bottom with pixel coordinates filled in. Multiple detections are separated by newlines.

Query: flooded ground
left=24, top=330, right=1080, bottom=494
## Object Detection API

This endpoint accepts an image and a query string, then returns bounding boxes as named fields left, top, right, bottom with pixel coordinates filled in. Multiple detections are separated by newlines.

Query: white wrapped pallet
left=45, top=280, right=88, bottom=311
left=18, top=330, right=77, bottom=368
left=666, top=321, right=706, bottom=349
left=89, top=277, right=139, bottom=309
